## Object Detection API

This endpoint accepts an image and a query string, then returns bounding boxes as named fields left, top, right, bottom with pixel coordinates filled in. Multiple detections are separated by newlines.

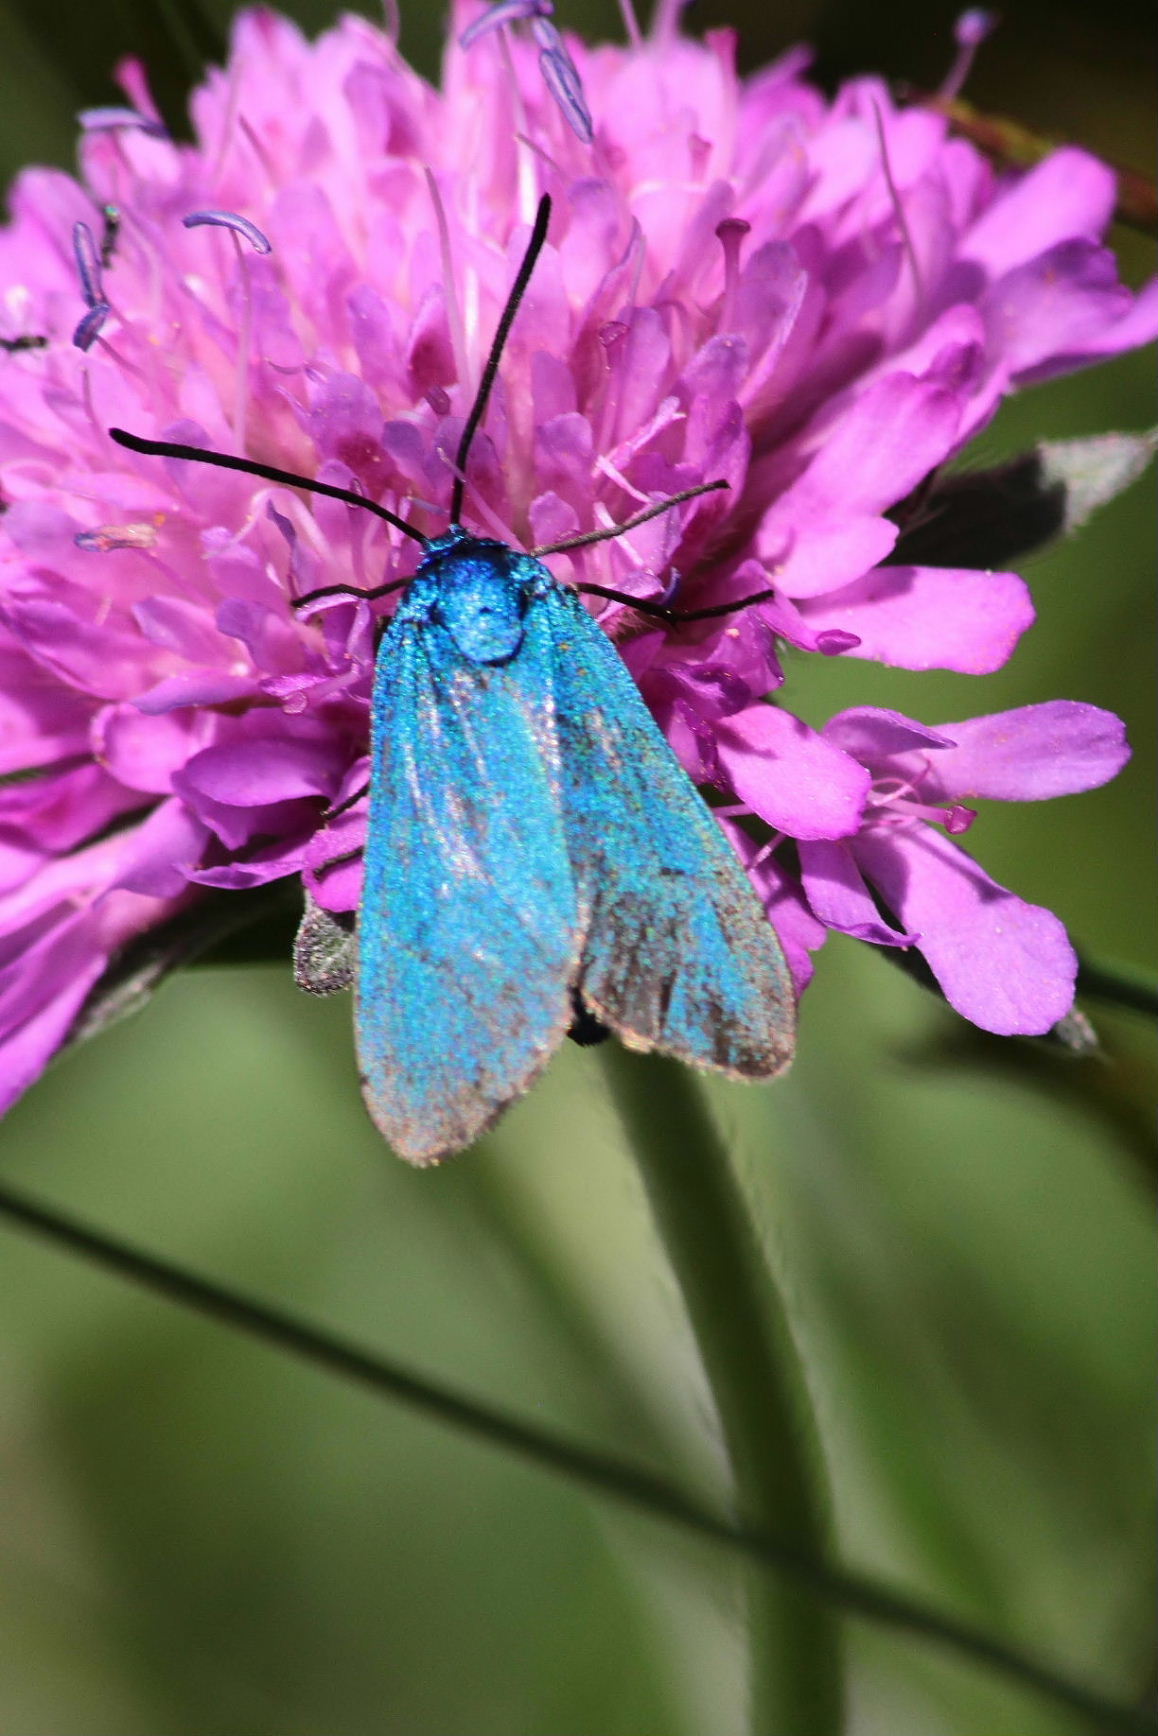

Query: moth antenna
left=450, top=194, right=552, bottom=526
left=533, top=479, right=728, bottom=556
left=108, top=428, right=429, bottom=547
left=292, top=576, right=409, bottom=609
left=576, top=582, right=778, bottom=624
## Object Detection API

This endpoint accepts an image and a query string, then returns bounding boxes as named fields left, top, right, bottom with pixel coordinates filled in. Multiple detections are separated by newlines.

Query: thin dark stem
left=451, top=195, right=552, bottom=524
left=0, top=1177, right=1149, bottom=1735
left=1077, top=954, right=1158, bottom=1019
left=109, top=429, right=428, bottom=546
left=534, top=480, right=728, bottom=556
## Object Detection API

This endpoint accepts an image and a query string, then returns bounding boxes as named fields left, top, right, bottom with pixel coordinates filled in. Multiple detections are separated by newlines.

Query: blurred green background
left=0, top=0, right=1154, bottom=1731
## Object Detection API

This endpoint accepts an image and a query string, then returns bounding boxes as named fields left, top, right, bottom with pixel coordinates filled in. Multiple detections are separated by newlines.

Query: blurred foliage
left=0, top=0, right=1154, bottom=1731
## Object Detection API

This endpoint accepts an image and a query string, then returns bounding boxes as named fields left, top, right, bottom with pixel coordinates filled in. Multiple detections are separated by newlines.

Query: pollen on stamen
left=75, top=518, right=163, bottom=553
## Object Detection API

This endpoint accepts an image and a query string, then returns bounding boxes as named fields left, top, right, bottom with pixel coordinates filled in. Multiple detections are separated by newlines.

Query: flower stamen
left=73, top=302, right=111, bottom=352
left=77, top=106, right=168, bottom=140
left=870, top=779, right=976, bottom=834
left=614, top=0, right=643, bottom=51
left=715, top=217, right=750, bottom=332
left=183, top=212, right=272, bottom=449
left=940, top=9, right=999, bottom=101
left=423, top=169, right=473, bottom=405
left=871, top=100, right=924, bottom=313
left=72, top=221, right=104, bottom=309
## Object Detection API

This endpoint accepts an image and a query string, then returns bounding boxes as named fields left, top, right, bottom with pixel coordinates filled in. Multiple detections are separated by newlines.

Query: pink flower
left=0, top=1, right=1151, bottom=1114
left=727, top=701, right=1130, bottom=1029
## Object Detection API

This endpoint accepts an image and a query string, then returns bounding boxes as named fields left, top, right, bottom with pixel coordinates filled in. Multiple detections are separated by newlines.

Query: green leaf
left=891, top=429, right=1156, bottom=569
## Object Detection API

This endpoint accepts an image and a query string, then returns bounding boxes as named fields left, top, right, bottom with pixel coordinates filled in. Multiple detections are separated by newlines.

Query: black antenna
left=108, top=428, right=429, bottom=547
left=449, top=194, right=552, bottom=526
left=533, top=481, right=728, bottom=556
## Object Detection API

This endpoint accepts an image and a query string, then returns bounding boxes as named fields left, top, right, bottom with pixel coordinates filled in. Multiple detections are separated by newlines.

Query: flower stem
left=1, top=1173, right=1150, bottom=1735
left=602, top=1046, right=843, bottom=1736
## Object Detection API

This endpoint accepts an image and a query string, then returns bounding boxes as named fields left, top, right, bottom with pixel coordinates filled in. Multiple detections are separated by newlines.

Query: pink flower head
left=0, top=2, right=1152, bottom=1114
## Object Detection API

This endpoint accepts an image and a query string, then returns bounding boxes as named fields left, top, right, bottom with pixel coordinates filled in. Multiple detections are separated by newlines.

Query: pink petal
left=4, top=593, right=165, bottom=701
left=757, top=371, right=965, bottom=598
left=902, top=702, right=1131, bottom=803
left=93, top=703, right=220, bottom=793
left=177, top=736, right=345, bottom=806
left=190, top=838, right=308, bottom=888
left=0, top=934, right=109, bottom=1114
left=762, top=517, right=900, bottom=600
left=852, top=825, right=1077, bottom=1034
left=768, top=370, right=964, bottom=523
left=134, top=672, right=262, bottom=713
left=0, top=635, right=94, bottom=775
left=115, top=799, right=210, bottom=897
left=986, top=241, right=1137, bottom=381
left=304, top=849, right=364, bottom=914
left=798, top=838, right=915, bottom=946
left=797, top=565, right=1034, bottom=673
left=716, top=704, right=870, bottom=839
left=961, top=149, right=1117, bottom=277
left=822, top=707, right=956, bottom=762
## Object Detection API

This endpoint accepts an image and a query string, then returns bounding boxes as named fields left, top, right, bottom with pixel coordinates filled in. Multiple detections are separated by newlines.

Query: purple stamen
left=537, top=43, right=594, bottom=144
left=816, top=629, right=860, bottom=656
left=459, top=0, right=553, bottom=51
left=871, top=784, right=978, bottom=834
left=77, top=106, right=169, bottom=140
left=72, top=302, right=111, bottom=352
left=72, top=221, right=103, bottom=307
left=940, top=9, right=999, bottom=99
left=956, top=7, right=999, bottom=47
left=460, top=2, right=593, bottom=143
left=715, top=217, right=750, bottom=330
left=182, top=210, right=273, bottom=255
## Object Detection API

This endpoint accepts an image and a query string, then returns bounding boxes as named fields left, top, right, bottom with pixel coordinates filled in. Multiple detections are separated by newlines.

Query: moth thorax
left=435, top=553, right=529, bottom=665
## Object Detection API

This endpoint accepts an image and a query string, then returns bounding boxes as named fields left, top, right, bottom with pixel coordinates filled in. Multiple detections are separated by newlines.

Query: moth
left=112, top=195, right=795, bottom=1163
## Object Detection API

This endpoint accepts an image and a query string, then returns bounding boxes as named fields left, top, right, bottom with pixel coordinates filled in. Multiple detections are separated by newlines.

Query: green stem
left=602, top=1047, right=843, bottom=1735
left=1076, top=953, right=1158, bottom=1019
left=0, top=1175, right=1149, bottom=1735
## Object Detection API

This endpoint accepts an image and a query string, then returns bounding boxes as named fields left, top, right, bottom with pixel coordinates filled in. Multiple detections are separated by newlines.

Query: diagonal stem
left=0, top=1173, right=1149, bottom=1735
left=602, top=1047, right=843, bottom=1734
left=1076, top=953, right=1158, bottom=1019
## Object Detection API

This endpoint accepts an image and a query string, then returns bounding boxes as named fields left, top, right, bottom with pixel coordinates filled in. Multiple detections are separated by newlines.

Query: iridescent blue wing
left=543, top=584, right=796, bottom=1078
left=356, top=595, right=579, bottom=1165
